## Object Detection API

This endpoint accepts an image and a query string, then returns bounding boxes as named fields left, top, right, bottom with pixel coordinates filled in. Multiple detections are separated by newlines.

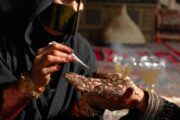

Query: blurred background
left=78, top=0, right=180, bottom=119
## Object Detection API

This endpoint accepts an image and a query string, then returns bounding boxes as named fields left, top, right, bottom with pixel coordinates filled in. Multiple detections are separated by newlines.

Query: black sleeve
left=154, top=97, right=180, bottom=119
left=75, top=33, right=97, bottom=76
left=0, top=0, right=12, bottom=12
left=0, top=0, right=28, bottom=12
left=120, top=92, right=180, bottom=120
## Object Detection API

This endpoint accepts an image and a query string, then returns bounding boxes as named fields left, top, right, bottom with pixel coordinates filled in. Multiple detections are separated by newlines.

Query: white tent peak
left=104, top=5, right=146, bottom=44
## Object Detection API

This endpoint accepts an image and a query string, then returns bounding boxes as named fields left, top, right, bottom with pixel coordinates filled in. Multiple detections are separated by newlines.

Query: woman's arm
left=0, top=82, right=31, bottom=119
left=0, top=73, right=45, bottom=120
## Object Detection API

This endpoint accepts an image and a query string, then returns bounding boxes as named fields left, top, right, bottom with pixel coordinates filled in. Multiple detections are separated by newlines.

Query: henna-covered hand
left=64, top=72, right=145, bottom=111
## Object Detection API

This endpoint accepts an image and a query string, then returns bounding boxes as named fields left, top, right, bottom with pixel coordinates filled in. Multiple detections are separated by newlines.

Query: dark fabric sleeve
left=0, top=0, right=12, bottom=12
left=0, top=0, right=30, bottom=12
left=75, top=33, right=97, bottom=75
left=0, top=60, right=17, bottom=85
left=152, top=96, right=180, bottom=119
left=120, top=92, right=180, bottom=120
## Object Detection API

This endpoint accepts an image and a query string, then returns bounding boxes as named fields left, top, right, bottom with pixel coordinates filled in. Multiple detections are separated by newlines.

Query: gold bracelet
left=18, top=72, right=45, bottom=98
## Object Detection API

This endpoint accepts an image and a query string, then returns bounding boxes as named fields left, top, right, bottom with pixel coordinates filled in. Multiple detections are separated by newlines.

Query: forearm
left=0, top=73, right=45, bottom=120
left=0, top=82, right=31, bottom=120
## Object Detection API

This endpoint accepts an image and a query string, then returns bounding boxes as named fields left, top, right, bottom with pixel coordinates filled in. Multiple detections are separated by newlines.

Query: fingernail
left=56, top=66, right=61, bottom=70
left=68, top=56, right=74, bottom=61
left=123, top=87, right=134, bottom=98
left=70, top=56, right=74, bottom=61
left=127, top=87, right=134, bottom=93
left=69, top=49, right=74, bottom=53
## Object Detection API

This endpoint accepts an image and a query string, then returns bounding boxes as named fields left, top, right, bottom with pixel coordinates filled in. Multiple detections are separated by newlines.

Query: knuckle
left=36, top=48, right=43, bottom=54
left=40, top=68, right=46, bottom=76
left=45, top=79, right=50, bottom=84
left=52, top=50, right=58, bottom=55
left=45, top=55, right=53, bottom=62
left=51, top=43, right=59, bottom=48
left=34, top=56, right=39, bottom=61
left=63, top=57, right=68, bottom=62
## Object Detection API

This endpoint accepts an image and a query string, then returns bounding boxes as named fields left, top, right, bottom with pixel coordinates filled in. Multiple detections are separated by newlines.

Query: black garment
left=120, top=92, right=180, bottom=120
left=0, top=1, right=102, bottom=120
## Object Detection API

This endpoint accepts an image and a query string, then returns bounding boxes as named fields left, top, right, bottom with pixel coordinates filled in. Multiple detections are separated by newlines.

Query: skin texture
left=64, top=72, right=146, bottom=111
left=30, top=43, right=74, bottom=88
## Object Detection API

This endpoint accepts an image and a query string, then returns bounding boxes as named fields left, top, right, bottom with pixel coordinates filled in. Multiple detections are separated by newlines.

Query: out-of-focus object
left=139, top=55, right=166, bottom=93
left=159, top=0, right=170, bottom=8
left=159, top=0, right=180, bottom=10
left=112, top=54, right=167, bottom=93
left=164, top=41, right=180, bottom=56
left=156, top=1, right=180, bottom=42
left=113, top=55, right=136, bottom=76
left=139, top=56, right=166, bottom=69
left=104, top=5, right=145, bottom=44
left=79, top=2, right=157, bottom=44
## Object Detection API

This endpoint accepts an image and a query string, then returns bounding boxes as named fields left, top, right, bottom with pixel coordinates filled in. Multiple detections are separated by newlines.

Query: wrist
left=18, top=72, right=45, bottom=98
left=71, top=96, right=102, bottom=117
left=135, top=90, right=148, bottom=115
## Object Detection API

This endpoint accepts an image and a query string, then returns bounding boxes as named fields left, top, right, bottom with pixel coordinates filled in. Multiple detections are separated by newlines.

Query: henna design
left=64, top=72, right=135, bottom=98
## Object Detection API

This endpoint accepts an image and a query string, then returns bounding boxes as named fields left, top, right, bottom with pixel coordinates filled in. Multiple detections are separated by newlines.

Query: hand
left=30, top=42, right=74, bottom=88
left=64, top=72, right=145, bottom=111
left=54, top=0, right=77, bottom=4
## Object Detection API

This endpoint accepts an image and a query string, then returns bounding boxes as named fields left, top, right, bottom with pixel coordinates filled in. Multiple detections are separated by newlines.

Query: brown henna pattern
left=64, top=72, right=134, bottom=98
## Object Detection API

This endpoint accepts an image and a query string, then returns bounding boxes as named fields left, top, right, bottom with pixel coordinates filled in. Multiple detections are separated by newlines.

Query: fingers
left=37, top=42, right=73, bottom=55
left=37, top=54, right=73, bottom=67
left=64, top=72, right=136, bottom=105
left=93, top=72, right=123, bottom=81
left=64, top=72, right=140, bottom=111
left=35, top=50, right=71, bottom=63
left=64, top=73, right=103, bottom=94
left=30, top=42, right=74, bottom=88
left=30, top=64, right=61, bottom=86
left=123, top=87, right=134, bottom=98
left=41, top=65, right=61, bottom=75
left=64, top=72, right=142, bottom=111
left=34, top=42, right=74, bottom=67
left=64, top=73, right=126, bottom=98
left=35, top=43, right=73, bottom=63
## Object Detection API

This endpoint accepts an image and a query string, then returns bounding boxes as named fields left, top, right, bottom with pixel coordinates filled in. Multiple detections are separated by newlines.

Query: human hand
left=64, top=72, right=145, bottom=111
left=54, top=0, right=77, bottom=4
left=30, top=42, right=74, bottom=88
